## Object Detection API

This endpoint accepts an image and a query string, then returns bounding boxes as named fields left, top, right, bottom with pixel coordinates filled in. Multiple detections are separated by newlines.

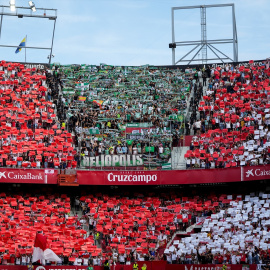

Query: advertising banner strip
left=242, top=165, right=270, bottom=181
left=0, top=264, right=258, bottom=270
left=105, top=170, right=160, bottom=185
left=0, top=165, right=270, bottom=185
left=77, top=167, right=241, bottom=185
left=0, top=168, right=57, bottom=184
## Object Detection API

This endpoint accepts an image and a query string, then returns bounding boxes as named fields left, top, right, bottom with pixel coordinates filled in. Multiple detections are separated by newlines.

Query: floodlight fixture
left=28, top=1, right=36, bottom=12
left=0, top=4, right=57, bottom=64
left=10, top=0, right=16, bottom=11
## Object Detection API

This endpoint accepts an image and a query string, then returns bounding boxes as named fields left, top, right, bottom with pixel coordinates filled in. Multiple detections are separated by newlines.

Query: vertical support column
left=232, top=4, right=238, bottom=62
left=200, top=6, right=207, bottom=64
left=0, top=14, right=3, bottom=40
left=49, top=18, right=56, bottom=65
left=171, top=8, right=175, bottom=65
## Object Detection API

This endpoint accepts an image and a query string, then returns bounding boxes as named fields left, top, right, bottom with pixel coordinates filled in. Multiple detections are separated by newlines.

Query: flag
left=89, top=128, right=100, bottom=135
left=15, top=36, right=26, bottom=54
left=32, top=233, right=61, bottom=263
left=93, top=100, right=104, bottom=106
left=78, top=96, right=86, bottom=101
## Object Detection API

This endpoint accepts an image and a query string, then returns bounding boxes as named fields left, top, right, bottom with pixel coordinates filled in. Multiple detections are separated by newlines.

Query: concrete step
left=171, top=146, right=189, bottom=170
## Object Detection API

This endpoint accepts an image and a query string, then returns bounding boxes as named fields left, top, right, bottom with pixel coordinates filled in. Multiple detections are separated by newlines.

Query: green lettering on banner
left=126, top=123, right=151, bottom=128
left=145, top=146, right=155, bottom=152
left=126, top=123, right=139, bottom=128
left=162, top=163, right=172, bottom=170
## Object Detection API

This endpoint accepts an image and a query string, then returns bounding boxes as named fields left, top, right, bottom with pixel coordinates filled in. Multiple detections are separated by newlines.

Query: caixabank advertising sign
left=0, top=168, right=57, bottom=184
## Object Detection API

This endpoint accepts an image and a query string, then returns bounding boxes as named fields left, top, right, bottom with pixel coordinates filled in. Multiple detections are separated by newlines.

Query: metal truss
left=0, top=5, right=57, bottom=64
left=170, top=4, right=238, bottom=65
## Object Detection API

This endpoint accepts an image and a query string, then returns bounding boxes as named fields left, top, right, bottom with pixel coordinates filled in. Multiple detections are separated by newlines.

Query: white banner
left=82, top=154, right=143, bottom=167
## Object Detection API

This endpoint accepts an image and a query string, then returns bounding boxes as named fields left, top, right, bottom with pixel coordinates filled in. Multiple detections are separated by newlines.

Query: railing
left=0, top=263, right=258, bottom=270
left=0, top=164, right=268, bottom=185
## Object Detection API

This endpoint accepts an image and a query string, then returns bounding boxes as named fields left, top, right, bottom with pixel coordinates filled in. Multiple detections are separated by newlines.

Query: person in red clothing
left=225, top=252, right=231, bottom=264
left=240, top=253, right=246, bottom=264
left=9, top=254, right=15, bottom=265
left=217, top=253, right=223, bottom=264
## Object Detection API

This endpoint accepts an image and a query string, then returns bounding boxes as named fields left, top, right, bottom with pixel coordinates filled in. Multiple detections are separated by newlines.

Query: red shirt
left=241, top=254, right=246, bottom=262
left=218, top=255, right=223, bottom=263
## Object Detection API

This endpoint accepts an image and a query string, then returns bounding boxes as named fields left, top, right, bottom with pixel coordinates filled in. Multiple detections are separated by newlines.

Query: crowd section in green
left=55, top=64, right=191, bottom=170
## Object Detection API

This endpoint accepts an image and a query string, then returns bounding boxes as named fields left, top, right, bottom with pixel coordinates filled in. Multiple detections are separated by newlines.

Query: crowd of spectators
left=165, top=192, right=270, bottom=265
left=73, top=192, right=201, bottom=265
left=57, top=65, right=191, bottom=168
left=0, top=61, right=77, bottom=169
left=0, top=188, right=269, bottom=266
left=0, top=192, right=87, bottom=265
left=0, top=188, right=223, bottom=266
left=185, top=61, right=270, bottom=169
left=2, top=59, right=270, bottom=170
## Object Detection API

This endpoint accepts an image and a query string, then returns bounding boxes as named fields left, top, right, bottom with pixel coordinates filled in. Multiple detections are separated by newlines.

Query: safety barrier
left=0, top=164, right=268, bottom=185
left=0, top=264, right=258, bottom=270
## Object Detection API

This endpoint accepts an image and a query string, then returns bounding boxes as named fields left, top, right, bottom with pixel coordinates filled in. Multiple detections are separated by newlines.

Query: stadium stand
left=55, top=64, right=191, bottom=169
left=166, top=192, right=270, bottom=264
left=0, top=59, right=270, bottom=269
left=0, top=184, right=269, bottom=266
left=0, top=61, right=77, bottom=169
left=185, top=62, right=270, bottom=169
left=0, top=192, right=88, bottom=265
left=7, top=59, right=270, bottom=171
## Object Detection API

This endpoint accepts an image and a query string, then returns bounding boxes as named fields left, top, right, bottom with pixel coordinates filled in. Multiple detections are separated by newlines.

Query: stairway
left=170, top=80, right=209, bottom=168
left=171, top=146, right=189, bottom=170
left=166, top=224, right=196, bottom=249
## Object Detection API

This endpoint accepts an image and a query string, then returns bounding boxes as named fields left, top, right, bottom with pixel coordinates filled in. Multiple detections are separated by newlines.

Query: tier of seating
left=166, top=192, right=270, bottom=264
left=186, top=62, right=270, bottom=169
left=0, top=61, right=76, bottom=168
left=0, top=190, right=269, bottom=265
left=74, top=192, right=233, bottom=265
left=2, top=59, right=270, bottom=170
left=0, top=191, right=213, bottom=265
left=56, top=64, right=192, bottom=169
left=0, top=193, right=89, bottom=265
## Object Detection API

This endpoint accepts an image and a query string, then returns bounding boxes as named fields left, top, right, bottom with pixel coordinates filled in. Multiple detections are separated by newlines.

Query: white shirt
left=113, top=252, right=118, bottom=260
left=119, top=255, right=125, bottom=262
left=83, top=259, right=89, bottom=266
left=93, top=258, right=98, bottom=265
left=75, top=258, right=82, bottom=266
